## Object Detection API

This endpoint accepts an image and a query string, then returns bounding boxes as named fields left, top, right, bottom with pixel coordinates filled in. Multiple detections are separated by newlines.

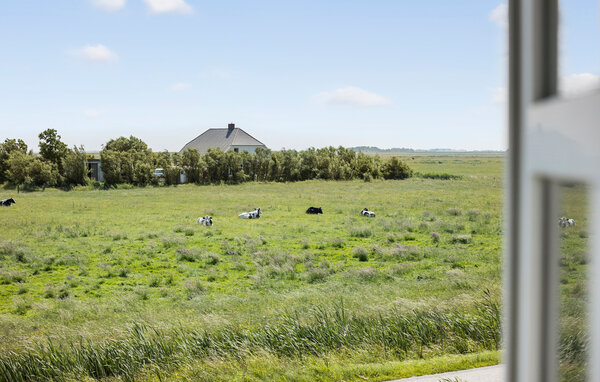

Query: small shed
left=87, top=159, right=104, bottom=182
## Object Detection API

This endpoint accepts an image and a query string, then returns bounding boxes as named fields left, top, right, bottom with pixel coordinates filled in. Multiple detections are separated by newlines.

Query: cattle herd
left=197, top=206, right=376, bottom=226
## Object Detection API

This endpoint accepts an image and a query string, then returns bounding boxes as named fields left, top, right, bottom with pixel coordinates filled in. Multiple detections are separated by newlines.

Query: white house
left=179, top=123, right=267, bottom=155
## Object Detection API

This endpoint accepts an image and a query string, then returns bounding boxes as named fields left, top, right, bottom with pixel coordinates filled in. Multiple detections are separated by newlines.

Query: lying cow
left=0, top=198, right=16, bottom=207
left=239, top=208, right=261, bottom=219
left=558, top=217, right=575, bottom=228
left=306, top=207, right=323, bottom=214
left=360, top=208, right=375, bottom=217
left=197, top=216, right=213, bottom=226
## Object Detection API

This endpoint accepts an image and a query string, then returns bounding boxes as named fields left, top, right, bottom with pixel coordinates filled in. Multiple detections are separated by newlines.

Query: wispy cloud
left=73, top=44, right=118, bottom=63
left=312, top=86, right=391, bottom=107
left=144, top=0, right=192, bottom=14
left=91, top=0, right=126, bottom=12
left=171, top=82, right=192, bottom=91
left=560, top=73, right=600, bottom=97
left=84, top=109, right=101, bottom=118
left=490, top=3, right=508, bottom=28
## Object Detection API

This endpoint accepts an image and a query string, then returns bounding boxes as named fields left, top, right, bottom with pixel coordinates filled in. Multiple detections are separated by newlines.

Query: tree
left=100, top=136, right=154, bottom=186
left=27, top=158, right=58, bottom=190
left=5, top=151, right=31, bottom=192
left=0, top=139, right=28, bottom=183
left=181, top=148, right=205, bottom=183
left=63, top=146, right=89, bottom=186
left=100, top=150, right=122, bottom=185
left=381, top=157, right=412, bottom=179
left=38, top=129, right=68, bottom=174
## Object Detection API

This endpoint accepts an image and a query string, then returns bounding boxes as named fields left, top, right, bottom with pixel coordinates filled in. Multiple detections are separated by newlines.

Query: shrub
left=176, top=249, right=202, bottom=262
left=450, top=234, right=472, bottom=244
left=349, top=226, right=373, bottom=238
left=13, top=300, right=31, bottom=315
left=0, top=270, right=26, bottom=285
left=330, top=237, right=345, bottom=248
left=446, top=208, right=462, bottom=216
left=430, top=232, right=440, bottom=243
left=352, top=247, right=368, bottom=262
left=162, top=237, right=183, bottom=249
left=43, top=286, right=55, bottom=299
left=389, top=263, right=413, bottom=276
left=466, top=209, right=480, bottom=221
left=205, top=253, right=220, bottom=266
left=184, top=279, right=204, bottom=299
left=306, top=268, right=328, bottom=283
left=419, top=172, right=462, bottom=180
left=381, top=157, right=412, bottom=179
left=118, top=268, right=130, bottom=278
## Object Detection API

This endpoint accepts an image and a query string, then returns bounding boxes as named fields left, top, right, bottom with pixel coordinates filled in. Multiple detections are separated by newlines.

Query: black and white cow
left=306, top=207, right=323, bottom=214
left=239, top=208, right=261, bottom=219
left=197, top=216, right=213, bottom=226
left=558, top=217, right=575, bottom=228
left=360, top=208, right=375, bottom=217
left=0, top=198, right=16, bottom=207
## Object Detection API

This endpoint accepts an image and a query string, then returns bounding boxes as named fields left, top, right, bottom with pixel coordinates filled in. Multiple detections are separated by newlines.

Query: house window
left=234, top=148, right=239, bottom=153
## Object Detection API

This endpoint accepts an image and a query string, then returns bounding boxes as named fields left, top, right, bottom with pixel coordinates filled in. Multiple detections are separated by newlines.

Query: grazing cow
left=0, top=198, right=16, bottom=207
left=197, top=216, right=213, bottom=226
left=306, top=207, right=323, bottom=214
left=558, top=217, right=575, bottom=228
left=360, top=208, right=376, bottom=217
left=239, top=208, right=261, bottom=219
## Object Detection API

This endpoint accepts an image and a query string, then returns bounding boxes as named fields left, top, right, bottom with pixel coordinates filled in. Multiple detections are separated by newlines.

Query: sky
left=0, top=1, right=598, bottom=152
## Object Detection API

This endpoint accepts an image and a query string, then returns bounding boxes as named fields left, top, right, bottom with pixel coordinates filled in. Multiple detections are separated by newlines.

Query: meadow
left=0, top=155, right=504, bottom=381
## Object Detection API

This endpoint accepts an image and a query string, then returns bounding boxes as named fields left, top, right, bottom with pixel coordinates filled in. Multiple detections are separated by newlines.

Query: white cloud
left=91, top=0, right=126, bottom=12
left=312, top=86, right=391, bottom=107
left=560, top=73, right=600, bottom=97
left=490, top=3, right=508, bottom=28
left=144, top=0, right=192, bottom=14
left=171, top=82, right=192, bottom=91
left=84, top=109, right=101, bottom=118
left=74, top=44, right=118, bottom=63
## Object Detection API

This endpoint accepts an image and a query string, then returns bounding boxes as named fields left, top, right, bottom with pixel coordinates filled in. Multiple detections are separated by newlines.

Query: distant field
left=0, top=155, right=504, bottom=381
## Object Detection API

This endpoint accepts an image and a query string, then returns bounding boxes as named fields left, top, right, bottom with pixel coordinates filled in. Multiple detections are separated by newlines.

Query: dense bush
left=0, top=132, right=89, bottom=190
left=178, top=146, right=411, bottom=184
left=1, top=131, right=413, bottom=189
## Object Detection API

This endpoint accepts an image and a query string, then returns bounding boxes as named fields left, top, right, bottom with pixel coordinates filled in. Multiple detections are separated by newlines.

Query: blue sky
left=0, top=1, right=597, bottom=152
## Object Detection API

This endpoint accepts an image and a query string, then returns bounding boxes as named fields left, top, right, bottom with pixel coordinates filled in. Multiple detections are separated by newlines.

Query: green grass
left=0, top=155, right=504, bottom=380
left=558, top=184, right=590, bottom=382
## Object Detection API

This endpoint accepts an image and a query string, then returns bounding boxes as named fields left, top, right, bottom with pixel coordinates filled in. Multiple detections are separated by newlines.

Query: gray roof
left=180, top=128, right=266, bottom=154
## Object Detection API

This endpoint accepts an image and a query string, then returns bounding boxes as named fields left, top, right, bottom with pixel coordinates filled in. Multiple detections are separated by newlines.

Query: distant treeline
left=350, top=146, right=505, bottom=154
left=0, top=131, right=412, bottom=190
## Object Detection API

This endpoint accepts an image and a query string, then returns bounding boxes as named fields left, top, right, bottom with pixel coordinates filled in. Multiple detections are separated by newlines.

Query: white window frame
left=506, top=1, right=600, bottom=381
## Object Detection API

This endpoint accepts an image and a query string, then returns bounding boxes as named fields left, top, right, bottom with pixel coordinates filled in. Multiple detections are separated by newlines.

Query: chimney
left=228, top=123, right=235, bottom=131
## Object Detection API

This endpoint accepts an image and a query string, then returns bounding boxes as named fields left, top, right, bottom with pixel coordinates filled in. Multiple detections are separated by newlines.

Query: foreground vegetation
left=0, top=155, right=503, bottom=380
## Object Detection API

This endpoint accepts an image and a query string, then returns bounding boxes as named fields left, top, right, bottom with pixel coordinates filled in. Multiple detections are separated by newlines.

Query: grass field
left=0, top=155, right=504, bottom=381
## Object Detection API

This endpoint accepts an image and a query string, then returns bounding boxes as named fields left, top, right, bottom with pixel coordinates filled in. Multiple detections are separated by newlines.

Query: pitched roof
left=180, top=128, right=266, bottom=154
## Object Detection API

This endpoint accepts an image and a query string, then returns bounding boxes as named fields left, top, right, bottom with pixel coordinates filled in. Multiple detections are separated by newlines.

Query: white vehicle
left=153, top=168, right=165, bottom=178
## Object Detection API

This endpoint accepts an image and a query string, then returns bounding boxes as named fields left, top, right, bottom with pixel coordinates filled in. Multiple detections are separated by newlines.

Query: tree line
left=0, top=131, right=412, bottom=190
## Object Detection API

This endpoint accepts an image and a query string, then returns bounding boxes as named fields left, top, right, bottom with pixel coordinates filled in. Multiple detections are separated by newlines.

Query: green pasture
left=0, top=155, right=504, bottom=381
